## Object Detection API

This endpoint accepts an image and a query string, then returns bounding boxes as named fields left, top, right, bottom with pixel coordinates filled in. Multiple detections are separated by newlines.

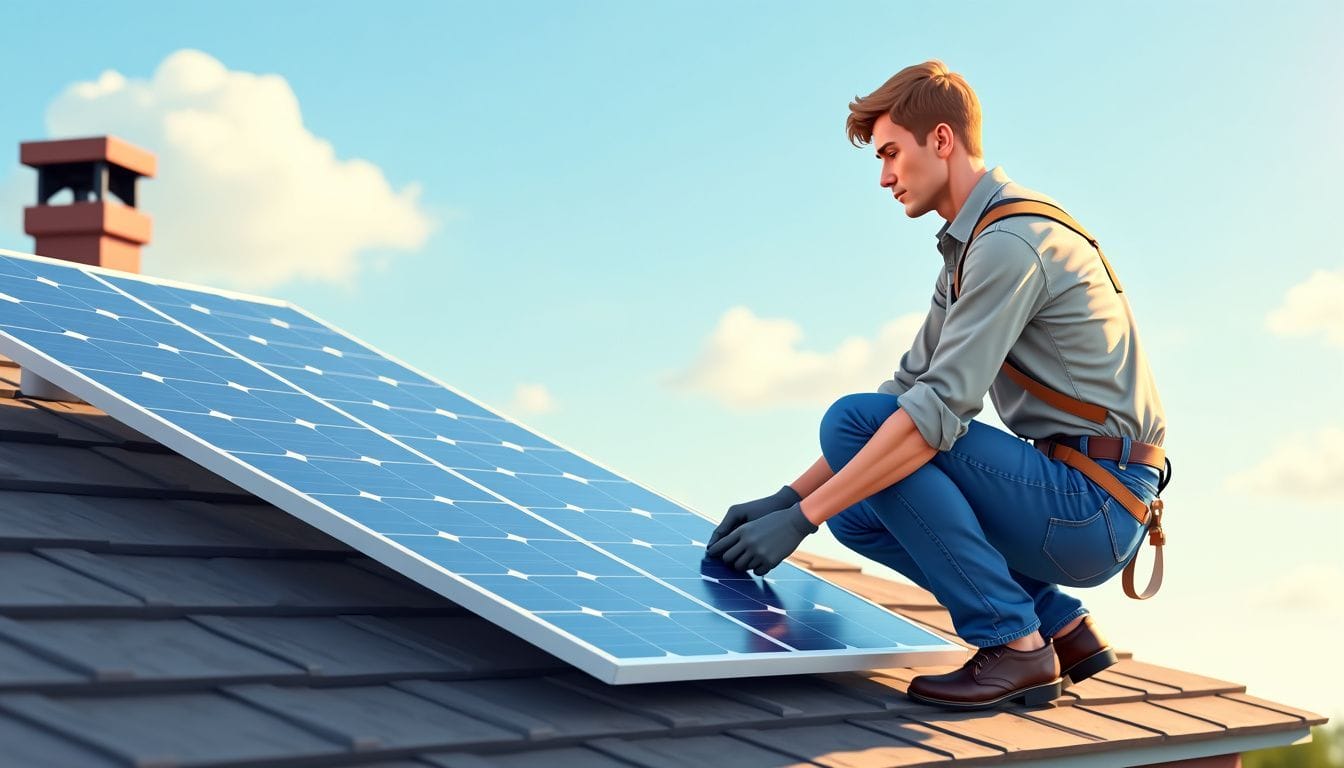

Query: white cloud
left=1224, top=426, right=1344, bottom=503
left=1266, top=268, right=1344, bottom=348
left=1249, top=562, right=1344, bottom=615
left=24, top=49, right=433, bottom=290
left=667, top=307, right=925, bottom=408
left=509, top=383, right=555, bottom=415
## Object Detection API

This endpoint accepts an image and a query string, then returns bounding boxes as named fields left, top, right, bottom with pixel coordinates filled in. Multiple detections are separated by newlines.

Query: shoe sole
left=906, top=679, right=1063, bottom=711
left=1061, top=647, right=1118, bottom=688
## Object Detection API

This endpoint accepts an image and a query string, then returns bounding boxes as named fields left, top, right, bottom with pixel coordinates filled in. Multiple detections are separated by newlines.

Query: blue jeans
left=820, top=393, right=1162, bottom=647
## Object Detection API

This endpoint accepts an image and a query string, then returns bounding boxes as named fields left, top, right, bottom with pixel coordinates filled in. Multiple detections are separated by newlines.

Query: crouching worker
left=706, top=60, right=1170, bottom=710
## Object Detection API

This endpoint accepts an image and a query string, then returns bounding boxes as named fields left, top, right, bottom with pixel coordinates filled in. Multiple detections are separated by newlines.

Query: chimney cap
left=20, top=136, right=157, bottom=178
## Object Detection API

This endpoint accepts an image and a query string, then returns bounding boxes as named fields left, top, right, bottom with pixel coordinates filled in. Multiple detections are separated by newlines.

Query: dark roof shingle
left=0, top=354, right=1325, bottom=767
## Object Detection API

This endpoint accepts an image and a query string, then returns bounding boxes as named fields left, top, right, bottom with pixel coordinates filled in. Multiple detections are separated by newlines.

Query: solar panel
left=0, top=248, right=965, bottom=683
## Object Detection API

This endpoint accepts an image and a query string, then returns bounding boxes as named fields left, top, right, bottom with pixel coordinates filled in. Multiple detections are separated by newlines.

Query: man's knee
left=819, top=392, right=895, bottom=468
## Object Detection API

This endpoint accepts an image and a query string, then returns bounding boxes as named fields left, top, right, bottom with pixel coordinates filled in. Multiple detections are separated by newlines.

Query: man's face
left=872, top=114, right=948, bottom=219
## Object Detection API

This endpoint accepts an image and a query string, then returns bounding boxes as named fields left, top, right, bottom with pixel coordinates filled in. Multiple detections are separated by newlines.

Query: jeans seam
left=943, top=449, right=1090, bottom=494
left=1105, top=499, right=1123, bottom=563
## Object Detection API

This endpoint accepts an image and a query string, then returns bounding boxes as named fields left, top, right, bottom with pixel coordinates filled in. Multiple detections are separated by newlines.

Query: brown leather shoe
left=1051, top=616, right=1118, bottom=686
left=907, top=643, right=1062, bottom=710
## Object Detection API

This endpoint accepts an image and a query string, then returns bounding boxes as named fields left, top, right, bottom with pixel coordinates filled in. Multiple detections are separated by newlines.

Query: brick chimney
left=21, top=136, right=156, bottom=274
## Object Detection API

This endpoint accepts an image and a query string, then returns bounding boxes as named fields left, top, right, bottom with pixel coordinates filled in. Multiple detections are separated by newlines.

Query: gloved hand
left=705, top=502, right=818, bottom=576
left=706, top=484, right=802, bottom=550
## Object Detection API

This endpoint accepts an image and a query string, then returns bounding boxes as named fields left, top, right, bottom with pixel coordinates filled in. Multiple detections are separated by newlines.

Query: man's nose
left=880, top=172, right=895, bottom=188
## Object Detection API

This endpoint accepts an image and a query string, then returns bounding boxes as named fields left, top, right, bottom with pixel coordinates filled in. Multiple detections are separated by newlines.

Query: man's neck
left=936, top=161, right=989, bottom=223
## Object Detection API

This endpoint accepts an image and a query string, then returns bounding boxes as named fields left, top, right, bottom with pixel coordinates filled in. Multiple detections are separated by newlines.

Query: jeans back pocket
left=1043, top=498, right=1122, bottom=587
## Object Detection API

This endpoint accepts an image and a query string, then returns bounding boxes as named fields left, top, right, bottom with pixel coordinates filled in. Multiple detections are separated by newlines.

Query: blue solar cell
left=311, top=495, right=441, bottom=535
left=0, top=276, right=86, bottom=306
left=153, top=410, right=288, bottom=454
left=398, top=387, right=497, bottom=419
left=330, top=400, right=440, bottom=439
left=89, top=339, right=218, bottom=381
left=454, top=468, right=566, bottom=508
left=599, top=543, right=703, bottom=579
left=665, top=578, right=771, bottom=612
left=0, top=251, right=964, bottom=683
left=527, top=541, right=639, bottom=575
left=9, top=328, right=141, bottom=375
left=390, top=499, right=503, bottom=538
left=327, top=382, right=437, bottom=413
left=229, top=421, right=353, bottom=460
left=388, top=534, right=506, bottom=575
left=574, top=510, right=695, bottom=545
left=525, top=507, right=629, bottom=543
left=62, top=286, right=162, bottom=319
left=241, top=453, right=364, bottom=495
left=468, top=574, right=586, bottom=612
left=661, top=612, right=786, bottom=654
left=315, top=425, right=414, bottom=460
left=515, top=474, right=627, bottom=509
left=397, top=437, right=497, bottom=471
left=526, top=577, right=653, bottom=612
left=249, top=389, right=360, bottom=424
left=16, top=296, right=157, bottom=340
left=81, top=370, right=206, bottom=411
left=306, top=458, right=435, bottom=498
left=262, top=365, right=363, bottom=400
left=587, top=481, right=690, bottom=515
left=652, top=513, right=715, bottom=541
left=378, top=467, right=500, bottom=503
left=121, top=321, right=229, bottom=355
left=452, top=415, right=558, bottom=448
left=455, top=442, right=557, bottom=475
left=729, top=611, right=846, bottom=651
left=605, top=615, right=728, bottom=656
left=528, top=449, right=624, bottom=482
left=0, top=300, right=63, bottom=333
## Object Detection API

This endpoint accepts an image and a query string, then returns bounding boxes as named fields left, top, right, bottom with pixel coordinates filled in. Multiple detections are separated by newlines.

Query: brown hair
left=846, top=60, right=983, bottom=157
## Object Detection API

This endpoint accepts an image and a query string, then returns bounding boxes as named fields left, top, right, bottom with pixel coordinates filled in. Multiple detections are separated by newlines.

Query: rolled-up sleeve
left=897, top=229, right=1049, bottom=451
left=878, top=268, right=948, bottom=397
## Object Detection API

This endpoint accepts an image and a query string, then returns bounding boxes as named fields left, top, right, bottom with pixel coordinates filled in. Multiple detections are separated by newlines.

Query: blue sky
left=2, top=1, right=1341, bottom=716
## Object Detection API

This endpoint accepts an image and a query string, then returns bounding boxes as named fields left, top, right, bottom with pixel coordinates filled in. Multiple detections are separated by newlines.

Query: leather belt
left=1034, top=434, right=1165, bottom=471
left=1033, top=436, right=1168, bottom=600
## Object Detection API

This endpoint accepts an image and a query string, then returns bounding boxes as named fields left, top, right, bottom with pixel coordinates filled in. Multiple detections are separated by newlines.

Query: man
left=706, top=60, right=1169, bottom=710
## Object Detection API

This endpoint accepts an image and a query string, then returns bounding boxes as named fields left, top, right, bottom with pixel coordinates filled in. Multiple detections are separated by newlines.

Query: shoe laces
left=972, top=646, right=1005, bottom=675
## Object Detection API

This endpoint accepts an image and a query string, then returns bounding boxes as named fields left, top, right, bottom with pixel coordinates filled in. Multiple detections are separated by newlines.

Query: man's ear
left=933, top=123, right=956, bottom=158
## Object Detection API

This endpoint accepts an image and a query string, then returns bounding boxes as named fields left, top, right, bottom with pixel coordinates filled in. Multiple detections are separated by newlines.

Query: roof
left=0, top=353, right=1326, bottom=768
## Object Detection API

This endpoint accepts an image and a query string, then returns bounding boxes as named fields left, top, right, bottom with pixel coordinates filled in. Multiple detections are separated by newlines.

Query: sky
left=1, top=1, right=1341, bottom=718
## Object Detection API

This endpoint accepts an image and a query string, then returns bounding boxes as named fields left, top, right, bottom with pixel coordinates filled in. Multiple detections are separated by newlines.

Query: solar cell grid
left=0, top=248, right=964, bottom=682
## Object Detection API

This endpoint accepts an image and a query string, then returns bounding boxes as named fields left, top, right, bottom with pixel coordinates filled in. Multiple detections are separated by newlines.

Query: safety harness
left=954, top=198, right=1171, bottom=600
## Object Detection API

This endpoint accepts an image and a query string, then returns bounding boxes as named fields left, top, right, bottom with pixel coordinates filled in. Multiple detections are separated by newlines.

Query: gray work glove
left=705, top=502, right=818, bottom=576
left=706, top=484, right=802, bottom=550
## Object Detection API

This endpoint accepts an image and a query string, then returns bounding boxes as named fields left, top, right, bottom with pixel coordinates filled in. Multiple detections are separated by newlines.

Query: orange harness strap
left=955, top=199, right=1125, bottom=298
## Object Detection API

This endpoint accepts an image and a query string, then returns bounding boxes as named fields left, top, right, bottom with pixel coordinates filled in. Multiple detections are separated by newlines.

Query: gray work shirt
left=880, top=166, right=1167, bottom=451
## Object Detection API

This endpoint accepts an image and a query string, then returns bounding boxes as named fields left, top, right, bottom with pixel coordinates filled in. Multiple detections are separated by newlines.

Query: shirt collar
left=936, top=165, right=1013, bottom=255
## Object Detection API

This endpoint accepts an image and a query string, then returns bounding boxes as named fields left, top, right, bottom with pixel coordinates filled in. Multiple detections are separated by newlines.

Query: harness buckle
left=1147, top=499, right=1165, bottom=546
